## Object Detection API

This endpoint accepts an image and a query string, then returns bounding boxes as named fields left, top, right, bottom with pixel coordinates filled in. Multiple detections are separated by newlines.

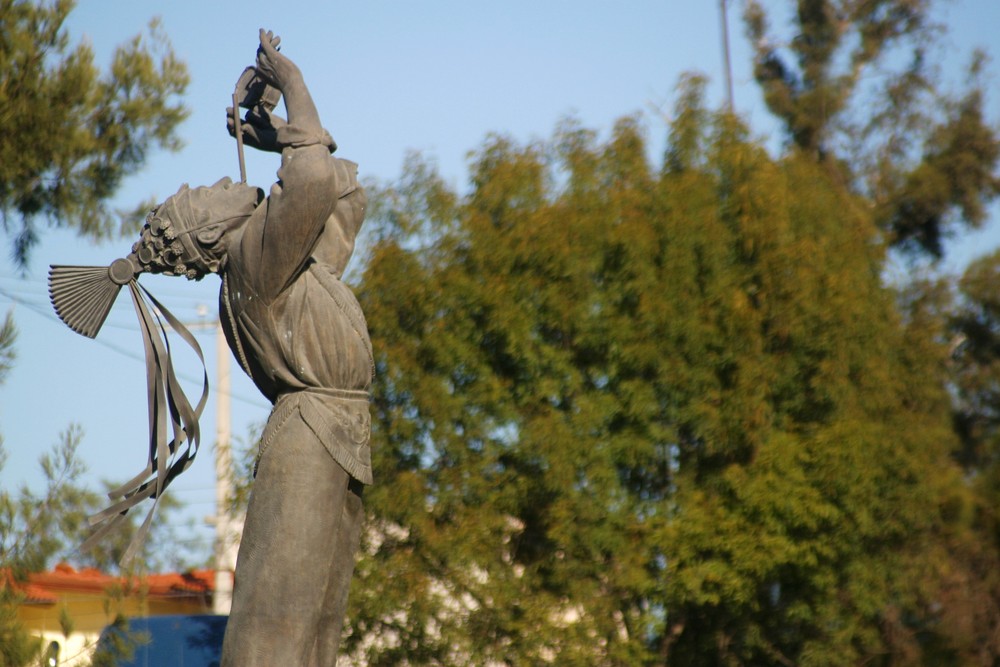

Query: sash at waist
left=259, top=387, right=373, bottom=484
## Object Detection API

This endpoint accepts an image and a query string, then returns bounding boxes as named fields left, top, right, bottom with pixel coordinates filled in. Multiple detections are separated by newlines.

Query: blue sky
left=1, top=0, right=998, bottom=565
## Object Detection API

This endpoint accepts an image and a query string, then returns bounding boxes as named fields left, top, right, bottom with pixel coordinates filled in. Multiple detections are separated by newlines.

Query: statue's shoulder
left=332, top=158, right=362, bottom=199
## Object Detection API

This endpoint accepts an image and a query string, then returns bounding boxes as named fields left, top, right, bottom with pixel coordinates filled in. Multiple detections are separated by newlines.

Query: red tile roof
left=18, top=582, right=57, bottom=605
left=5, top=563, right=216, bottom=606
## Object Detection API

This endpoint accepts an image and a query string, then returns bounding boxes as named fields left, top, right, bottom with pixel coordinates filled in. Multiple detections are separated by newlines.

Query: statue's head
left=133, top=178, right=263, bottom=280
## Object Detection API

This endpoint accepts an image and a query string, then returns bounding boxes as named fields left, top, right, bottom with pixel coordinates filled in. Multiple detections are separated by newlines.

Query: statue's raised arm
left=225, top=30, right=345, bottom=301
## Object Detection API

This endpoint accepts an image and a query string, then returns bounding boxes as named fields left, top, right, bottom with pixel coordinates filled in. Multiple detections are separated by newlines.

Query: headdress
left=135, top=186, right=218, bottom=279
left=44, top=183, right=251, bottom=563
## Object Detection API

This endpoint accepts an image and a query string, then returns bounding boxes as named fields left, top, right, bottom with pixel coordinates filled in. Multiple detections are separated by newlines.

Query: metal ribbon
left=80, top=279, right=208, bottom=565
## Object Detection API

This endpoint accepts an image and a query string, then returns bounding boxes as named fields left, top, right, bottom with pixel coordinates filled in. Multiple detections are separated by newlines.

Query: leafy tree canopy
left=345, top=76, right=971, bottom=664
left=743, top=0, right=1000, bottom=257
left=0, top=0, right=189, bottom=267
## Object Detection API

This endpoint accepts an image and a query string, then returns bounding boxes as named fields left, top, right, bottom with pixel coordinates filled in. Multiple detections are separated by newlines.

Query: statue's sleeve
left=239, top=142, right=341, bottom=301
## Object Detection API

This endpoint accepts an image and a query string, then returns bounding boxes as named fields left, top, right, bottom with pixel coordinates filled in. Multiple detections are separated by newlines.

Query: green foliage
left=744, top=0, right=932, bottom=156
left=345, top=81, right=968, bottom=664
left=0, top=427, right=94, bottom=667
left=0, top=0, right=189, bottom=266
left=926, top=251, right=1000, bottom=661
left=0, top=585, right=39, bottom=667
left=0, top=312, right=14, bottom=384
left=77, top=484, right=199, bottom=575
left=0, top=428, right=198, bottom=666
left=743, top=0, right=1000, bottom=257
left=0, top=426, right=98, bottom=575
left=0, top=428, right=201, bottom=576
left=950, top=249, right=1000, bottom=471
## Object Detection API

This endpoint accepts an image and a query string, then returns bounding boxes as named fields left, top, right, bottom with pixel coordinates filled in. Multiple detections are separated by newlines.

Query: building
left=11, top=563, right=217, bottom=666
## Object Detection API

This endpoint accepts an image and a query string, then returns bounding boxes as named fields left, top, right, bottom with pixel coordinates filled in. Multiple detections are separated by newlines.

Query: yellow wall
left=20, top=589, right=213, bottom=666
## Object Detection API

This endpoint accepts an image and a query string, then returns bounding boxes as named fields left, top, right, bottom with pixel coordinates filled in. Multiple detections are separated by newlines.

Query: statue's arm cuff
left=275, top=124, right=337, bottom=153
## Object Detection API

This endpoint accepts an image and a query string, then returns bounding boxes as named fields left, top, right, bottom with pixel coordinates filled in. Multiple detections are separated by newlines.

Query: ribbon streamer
left=50, top=264, right=208, bottom=565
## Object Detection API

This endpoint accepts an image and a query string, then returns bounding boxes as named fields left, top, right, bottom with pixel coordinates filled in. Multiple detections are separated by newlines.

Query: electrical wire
left=0, top=283, right=269, bottom=411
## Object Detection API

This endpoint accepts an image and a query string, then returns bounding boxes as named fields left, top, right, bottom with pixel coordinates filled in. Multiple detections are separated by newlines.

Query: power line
left=0, top=286, right=269, bottom=411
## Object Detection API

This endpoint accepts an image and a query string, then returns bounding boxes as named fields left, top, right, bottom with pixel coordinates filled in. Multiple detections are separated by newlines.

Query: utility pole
left=720, top=0, right=736, bottom=113
left=189, top=307, right=243, bottom=615
left=211, top=321, right=242, bottom=614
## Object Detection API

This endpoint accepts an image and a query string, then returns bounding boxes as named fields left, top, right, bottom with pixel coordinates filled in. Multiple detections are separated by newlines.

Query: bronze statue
left=50, top=30, right=371, bottom=666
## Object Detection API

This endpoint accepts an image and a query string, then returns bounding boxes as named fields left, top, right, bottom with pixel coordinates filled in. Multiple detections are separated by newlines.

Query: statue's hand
left=227, top=105, right=288, bottom=153
left=254, top=29, right=300, bottom=91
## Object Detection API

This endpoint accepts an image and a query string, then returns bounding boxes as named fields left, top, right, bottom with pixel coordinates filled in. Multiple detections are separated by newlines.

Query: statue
left=49, top=30, right=372, bottom=666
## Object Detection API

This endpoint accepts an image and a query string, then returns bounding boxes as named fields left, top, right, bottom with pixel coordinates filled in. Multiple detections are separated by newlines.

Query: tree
left=77, top=484, right=200, bottom=575
left=921, top=251, right=1000, bottom=661
left=0, top=314, right=37, bottom=667
left=343, top=78, right=970, bottom=664
left=743, top=0, right=1000, bottom=257
left=0, top=427, right=202, bottom=577
left=950, top=251, right=1000, bottom=472
left=0, top=0, right=189, bottom=267
left=0, top=427, right=198, bottom=667
left=0, top=322, right=200, bottom=664
left=0, top=426, right=98, bottom=576
left=0, top=317, right=93, bottom=666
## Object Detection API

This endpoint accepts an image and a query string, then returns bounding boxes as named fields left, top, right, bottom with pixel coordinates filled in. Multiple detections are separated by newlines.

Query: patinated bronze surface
left=50, top=30, right=371, bottom=666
